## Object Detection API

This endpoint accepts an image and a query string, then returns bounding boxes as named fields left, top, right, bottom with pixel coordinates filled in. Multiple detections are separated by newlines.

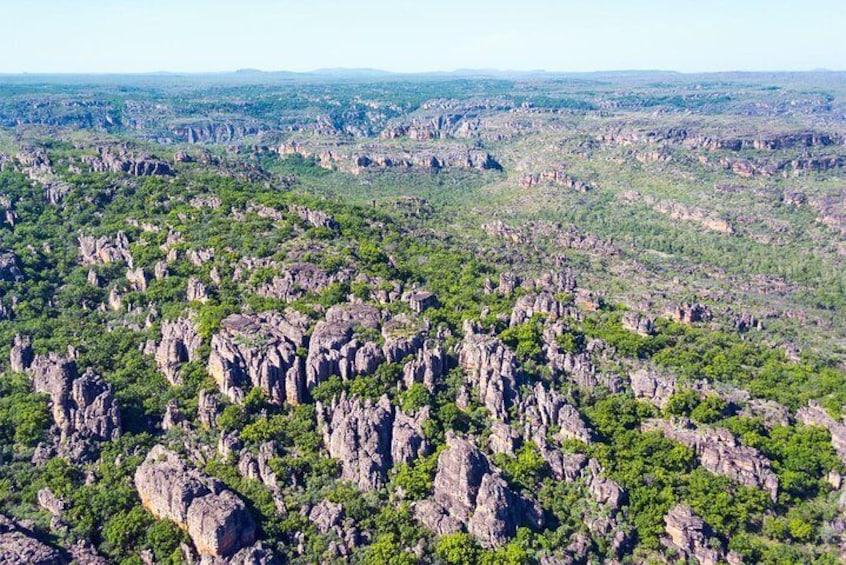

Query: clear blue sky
left=4, top=0, right=844, bottom=73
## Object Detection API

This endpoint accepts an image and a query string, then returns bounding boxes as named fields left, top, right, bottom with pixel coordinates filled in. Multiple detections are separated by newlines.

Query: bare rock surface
left=156, top=317, right=202, bottom=385
left=644, top=418, right=778, bottom=501
left=663, top=504, right=739, bottom=565
left=0, top=514, right=66, bottom=565
left=457, top=321, right=521, bottom=420
left=134, top=445, right=256, bottom=558
left=208, top=311, right=309, bottom=405
left=414, top=433, right=542, bottom=548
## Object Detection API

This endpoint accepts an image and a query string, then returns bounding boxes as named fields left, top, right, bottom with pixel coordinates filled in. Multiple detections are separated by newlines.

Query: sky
left=3, top=0, right=844, bottom=74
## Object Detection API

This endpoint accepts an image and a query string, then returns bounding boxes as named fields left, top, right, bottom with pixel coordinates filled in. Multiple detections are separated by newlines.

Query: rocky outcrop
left=457, top=321, right=521, bottom=421
left=242, top=261, right=345, bottom=302
left=155, top=318, right=202, bottom=385
left=520, top=382, right=592, bottom=445
left=629, top=368, right=676, bottom=408
left=208, top=311, right=309, bottom=405
left=198, top=389, right=221, bottom=429
left=316, top=393, right=429, bottom=491
left=621, top=312, right=655, bottom=336
left=520, top=169, right=594, bottom=192
left=796, top=401, right=846, bottom=465
left=9, top=334, right=33, bottom=373
left=544, top=325, right=624, bottom=392
left=643, top=418, right=778, bottom=501
left=414, top=433, right=542, bottom=548
left=0, top=514, right=65, bottom=565
left=279, top=140, right=502, bottom=174
left=663, top=504, right=739, bottom=565
left=619, top=191, right=733, bottom=234
left=29, top=353, right=121, bottom=458
left=82, top=146, right=173, bottom=176
left=134, top=445, right=256, bottom=558
left=665, top=302, right=713, bottom=324
left=78, top=232, right=132, bottom=267
left=186, top=277, right=209, bottom=303
left=402, top=340, right=446, bottom=392
left=305, top=303, right=383, bottom=391
left=290, top=205, right=338, bottom=230
left=0, top=251, right=22, bottom=282
left=510, top=292, right=574, bottom=326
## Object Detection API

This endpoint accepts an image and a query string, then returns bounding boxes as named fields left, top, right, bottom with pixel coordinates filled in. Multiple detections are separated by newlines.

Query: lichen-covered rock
left=134, top=445, right=256, bottom=558
left=0, top=514, right=65, bottom=565
left=457, top=321, right=521, bottom=421
left=414, top=433, right=542, bottom=548
left=644, top=418, right=778, bottom=501
left=208, top=311, right=308, bottom=405
left=156, top=318, right=202, bottom=385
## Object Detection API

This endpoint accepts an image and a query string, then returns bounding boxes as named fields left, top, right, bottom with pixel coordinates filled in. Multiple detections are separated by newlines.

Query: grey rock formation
left=0, top=251, right=23, bottom=282
left=29, top=353, right=121, bottom=457
left=402, top=340, right=446, bottom=392
left=644, top=418, right=778, bottom=501
left=457, top=321, right=521, bottom=420
left=135, top=445, right=256, bottom=558
left=126, top=267, right=147, bottom=292
left=520, top=382, right=593, bottom=445
left=78, top=232, right=132, bottom=267
left=208, top=311, right=309, bottom=405
left=796, top=401, right=846, bottom=465
left=621, top=312, right=656, bottom=336
left=663, top=504, right=739, bottom=565
left=414, top=433, right=542, bottom=548
left=0, top=514, right=66, bottom=565
left=187, top=277, right=209, bottom=303
left=316, top=393, right=428, bottom=491
left=510, top=292, right=572, bottom=326
left=309, top=500, right=344, bottom=534
left=9, top=334, right=33, bottom=373
left=305, top=304, right=382, bottom=391
left=290, top=205, right=338, bottom=229
left=82, top=146, right=173, bottom=176
left=629, top=368, right=676, bottom=408
left=198, top=389, right=221, bottom=429
left=155, top=318, right=202, bottom=385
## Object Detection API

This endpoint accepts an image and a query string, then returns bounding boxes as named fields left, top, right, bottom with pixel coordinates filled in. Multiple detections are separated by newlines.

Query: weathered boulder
left=305, top=303, right=382, bottom=391
left=414, top=433, right=542, bottom=548
left=510, top=292, right=569, bottom=326
left=663, top=504, right=739, bottom=565
left=309, top=500, right=345, bottom=534
left=134, top=445, right=256, bottom=558
left=457, top=321, right=521, bottom=421
left=0, top=514, right=66, bottom=565
left=665, top=303, right=713, bottom=324
left=155, top=318, right=202, bottom=385
left=198, top=389, right=221, bottom=429
left=629, top=368, right=676, bottom=408
left=520, top=382, right=593, bottom=445
left=29, top=353, right=121, bottom=455
left=622, top=312, right=655, bottom=336
left=316, top=393, right=428, bottom=491
left=208, top=311, right=308, bottom=405
left=78, top=232, right=132, bottom=267
left=9, top=334, right=33, bottom=373
left=644, top=418, right=778, bottom=501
